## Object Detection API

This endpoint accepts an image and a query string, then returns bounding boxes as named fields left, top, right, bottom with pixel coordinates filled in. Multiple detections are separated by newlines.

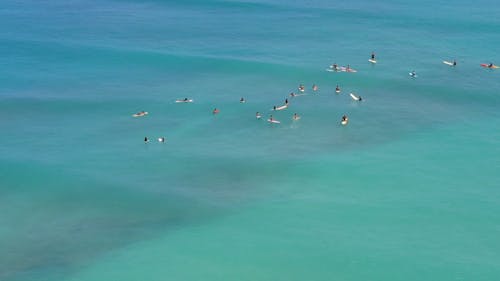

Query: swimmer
left=213, top=108, right=219, bottom=114
left=341, top=115, right=349, bottom=125
left=293, top=113, right=300, bottom=120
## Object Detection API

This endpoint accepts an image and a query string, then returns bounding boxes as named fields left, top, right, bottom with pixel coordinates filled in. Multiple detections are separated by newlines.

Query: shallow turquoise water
left=1, top=1, right=499, bottom=280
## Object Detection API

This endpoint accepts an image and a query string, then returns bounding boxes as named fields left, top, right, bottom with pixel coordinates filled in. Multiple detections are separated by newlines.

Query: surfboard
left=409, top=72, right=417, bottom=77
left=350, top=93, right=360, bottom=101
left=267, top=119, right=280, bottom=124
left=443, top=60, right=455, bottom=66
left=273, top=105, right=288, bottom=111
left=369, top=59, right=377, bottom=64
left=480, top=63, right=499, bottom=69
left=292, top=116, right=301, bottom=121
left=132, top=112, right=148, bottom=117
left=339, top=67, right=357, bottom=73
left=175, top=99, right=193, bottom=103
left=341, top=120, right=348, bottom=126
left=335, top=89, right=341, bottom=94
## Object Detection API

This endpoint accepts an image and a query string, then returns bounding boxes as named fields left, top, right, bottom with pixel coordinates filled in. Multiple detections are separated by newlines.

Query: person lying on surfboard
left=488, top=63, right=494, bottom=68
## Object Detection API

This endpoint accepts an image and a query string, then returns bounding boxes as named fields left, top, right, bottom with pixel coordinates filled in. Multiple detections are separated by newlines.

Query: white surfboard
left=409, top=72, right=417, bottom=78
left=335, top=89, right=341, bottom=94
left=175, top=99, right=193, bottom=103
left=350, top=93, right=361, bottom=101
left=443, top=60, right=455, bottom=66
left=368, top=59, right=377, bottom=64
left=132, top=111, right=148, bottom=117
left=341, top=120, right=348, bottom=126
left=267, top=119, right=281, bottom=124
left=339, top=67, right=357, bottom=73
left=273, top=105, right=288, bottom=111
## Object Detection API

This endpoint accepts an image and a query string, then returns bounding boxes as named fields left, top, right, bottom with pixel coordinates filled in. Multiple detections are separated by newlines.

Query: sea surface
left=1, top=0, right=500, bottom=280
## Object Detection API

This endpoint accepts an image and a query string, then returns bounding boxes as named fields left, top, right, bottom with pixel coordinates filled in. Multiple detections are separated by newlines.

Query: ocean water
left=1, top=0, right=500, bottom=280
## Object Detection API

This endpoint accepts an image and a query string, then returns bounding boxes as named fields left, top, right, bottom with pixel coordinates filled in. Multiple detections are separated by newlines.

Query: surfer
left=342, top=115, right=348, bottom=122
left=285, top=98, right=289, bottom=105
left=453, top=60, right=457, bottom=66
left=332, top=63, right=338, bottom=71
left=158, top=137, right=165, bottom=143
left=144, top=137, right=149, bottom=143
left=269, top=115, right=274, bottom=122
left=335, top=85, right=340, bottom=93
left=213, top=108, right=219, bottom=114
left=290, top=92, right=296, bottom=97
left=312, top=84, right=318, bottom=91
left=256, top=112, right=261, bottom=119
left=293, top=113, right=300, bottom=120
left=410, top=70, right=416, bottom=77
left=371, top=52, right=375, bottom=60
left=298, top=84, right=305, bottom=92
left=240, top=97, right=245, bottom=103
left=358, top=96, right=362, bottom=101
left=488, top=63, right=494, bottom=68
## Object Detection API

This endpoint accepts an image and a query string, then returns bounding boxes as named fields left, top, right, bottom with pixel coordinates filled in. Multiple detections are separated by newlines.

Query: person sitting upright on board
left=371, top=52, right=375, bottom=60
left=453, top=60, right=457, bottom=66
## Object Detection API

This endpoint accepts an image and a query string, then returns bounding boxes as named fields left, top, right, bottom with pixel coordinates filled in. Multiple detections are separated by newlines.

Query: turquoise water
left=1, top=1, right=500, bottom=280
